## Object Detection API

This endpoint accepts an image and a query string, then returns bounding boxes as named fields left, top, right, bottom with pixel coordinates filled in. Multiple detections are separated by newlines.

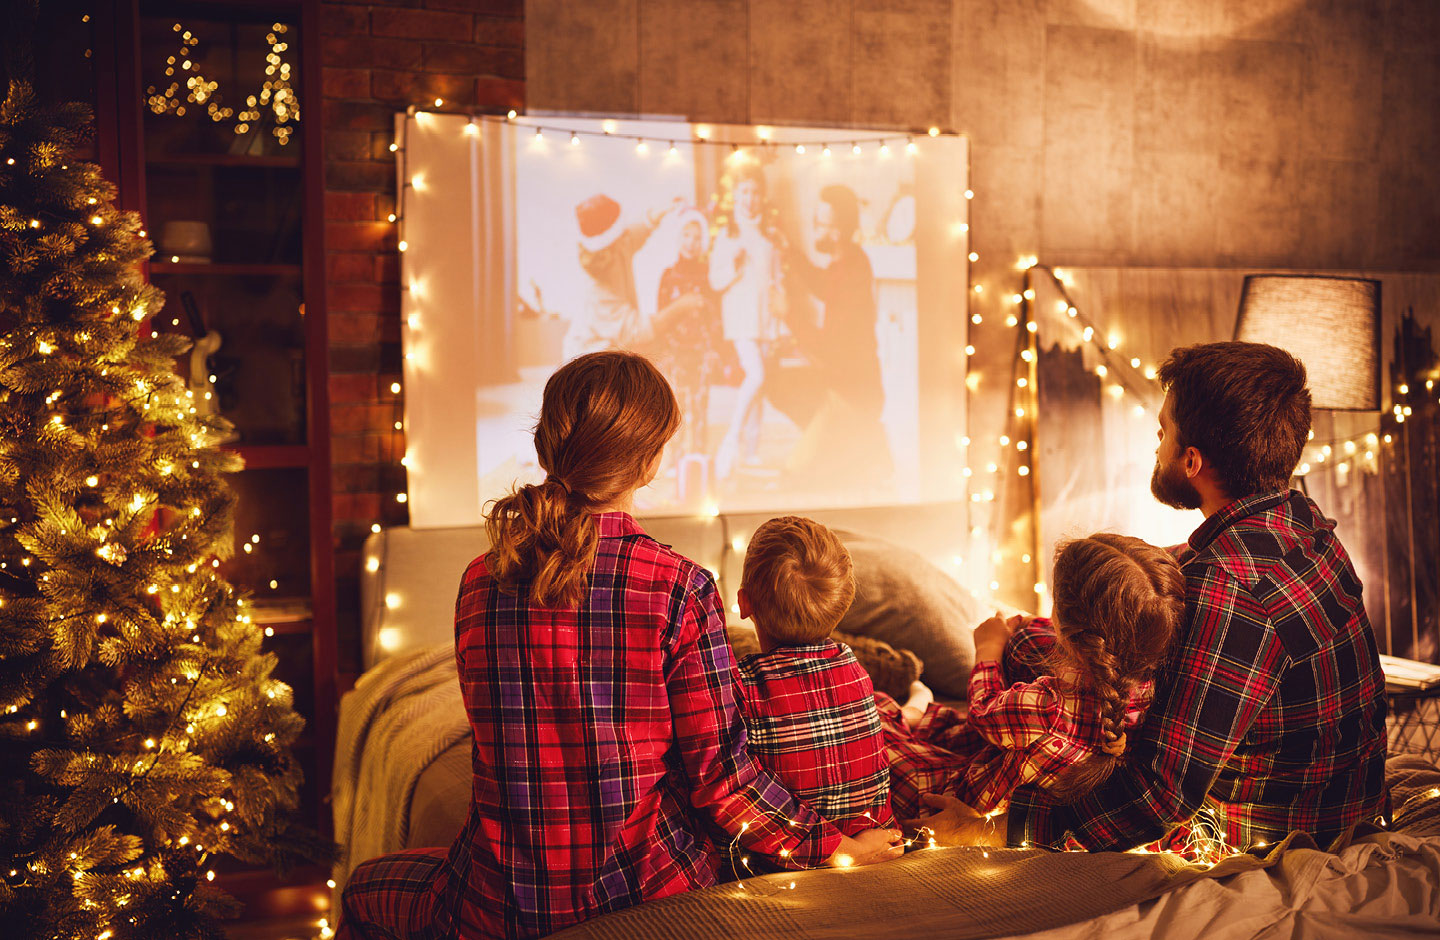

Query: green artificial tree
left=0, top=80, right=321, bottom=939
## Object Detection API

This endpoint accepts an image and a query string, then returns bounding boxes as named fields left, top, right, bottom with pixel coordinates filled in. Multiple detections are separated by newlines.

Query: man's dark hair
left=1157, top=341, right=1311, bottom=499
left=818, top=184, right=860, bottom=237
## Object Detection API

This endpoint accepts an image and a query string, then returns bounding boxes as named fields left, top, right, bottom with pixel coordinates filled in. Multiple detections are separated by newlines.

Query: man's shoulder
left=1185, top=494, right=1338, bottom=590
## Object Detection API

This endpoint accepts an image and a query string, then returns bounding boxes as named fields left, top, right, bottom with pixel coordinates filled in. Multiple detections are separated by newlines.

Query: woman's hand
left=905, top=794, right=1006, bottom=847
left=973, top=612, right=1013, bottom=663
left=826, top=826, right=905, bottom=867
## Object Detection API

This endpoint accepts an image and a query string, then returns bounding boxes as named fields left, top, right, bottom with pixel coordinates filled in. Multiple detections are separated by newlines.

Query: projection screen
left=395, top=113, right=970, bottom=528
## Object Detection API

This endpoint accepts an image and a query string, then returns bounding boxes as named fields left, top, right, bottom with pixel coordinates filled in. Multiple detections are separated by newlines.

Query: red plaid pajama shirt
left=734, top=641, right=893, bottom=837
left=339, top=512, right=842, bottom=940
left=878, top=621, right=1152, bottom=820
left=1008, top=490, right=1388, bottom=852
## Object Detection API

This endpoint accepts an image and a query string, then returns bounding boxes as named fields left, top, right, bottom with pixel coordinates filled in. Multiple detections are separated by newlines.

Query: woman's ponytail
left=486, top=477, right=600, bottom=609
left=483, top=352, right=679, bottom=609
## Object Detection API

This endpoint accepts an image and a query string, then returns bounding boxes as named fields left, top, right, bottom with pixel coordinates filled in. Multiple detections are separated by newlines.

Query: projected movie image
left=397, top=116, right=968, bottom=524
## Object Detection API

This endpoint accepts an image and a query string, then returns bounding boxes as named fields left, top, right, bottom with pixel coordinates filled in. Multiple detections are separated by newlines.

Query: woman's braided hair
left=1047, top=533, right=1186, bottom=799
left=484, top=351, right=679, bottom=608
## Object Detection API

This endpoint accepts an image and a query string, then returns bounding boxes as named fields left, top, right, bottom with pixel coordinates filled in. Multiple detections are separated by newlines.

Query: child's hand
left=973, top=612, right=1013, bottom=662
left=827, top=827, right=905, bottom=868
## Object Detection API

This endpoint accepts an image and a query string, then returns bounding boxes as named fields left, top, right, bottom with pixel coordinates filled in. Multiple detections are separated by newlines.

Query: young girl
left=881, top=533, right=1185, bottom=822
left=339, top=352, right=901, bottom=940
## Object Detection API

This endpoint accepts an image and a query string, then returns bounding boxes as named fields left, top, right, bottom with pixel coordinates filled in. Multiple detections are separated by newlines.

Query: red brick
left=326, top=221, right=392, bottom=253
left=324, top=161, right=394, bottom=193
left=321, top=4, right=370, bottom=37
left=327, top=252, right=378, bottom=282
left=332, top=492, right=382, bottom=524
left=331, top=435, right=381, bottom=466
left=323, top=67, right=372, bottom=99
left=371, top=8, right=472, bottom=41
left=335, top=465, right=383, bottom=493
left=330, top=312, right=385, bottom=344
left=331, top=283, right=395, bottom=315
left=426, top=0, right=521, bottom=14
left=331, top=403, right=395, bottom=435
left=323, top=98, right=398, bottom=131
left=329, top=373, right=379, bottom=403
left=322, top=35, right=425, bottom=71
left=474, top=76, right=523, bottom=109
left=325, top=191, right=379, bottom=222
left=370, top=131, right=401, bottom=161
left=474, top=15, right=524, bottom=47
left=330, top=345, right=383, bottom=374
left=325, top=129, right=375, bottom=162
left=375, top=253, right=400, bottom=284
left=370, top=70, right=474, bottom=104
left=422, top=42, right=516, bottom=76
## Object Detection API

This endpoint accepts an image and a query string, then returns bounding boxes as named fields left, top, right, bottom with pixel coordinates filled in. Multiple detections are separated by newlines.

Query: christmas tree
left=0, top=80, right=321, bottom=938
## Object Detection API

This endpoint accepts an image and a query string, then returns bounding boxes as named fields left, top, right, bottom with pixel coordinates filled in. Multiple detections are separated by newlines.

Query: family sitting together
left=339, top=341, right=1389, bottom=940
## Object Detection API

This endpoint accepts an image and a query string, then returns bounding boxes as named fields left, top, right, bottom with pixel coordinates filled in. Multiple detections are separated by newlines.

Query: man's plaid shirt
left=1009, top=490, right=1388, bottom=851
left=734, top=641, right=892, bottom=835
left=430, top=512, right=842, bottom=939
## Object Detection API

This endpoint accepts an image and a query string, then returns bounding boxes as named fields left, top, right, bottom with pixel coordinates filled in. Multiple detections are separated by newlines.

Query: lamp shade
left=1234, top=275, right=1381, bottom=410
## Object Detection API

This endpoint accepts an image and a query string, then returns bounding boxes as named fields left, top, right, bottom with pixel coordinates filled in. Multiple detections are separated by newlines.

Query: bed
left=333, top=510, right=1440, bottom=937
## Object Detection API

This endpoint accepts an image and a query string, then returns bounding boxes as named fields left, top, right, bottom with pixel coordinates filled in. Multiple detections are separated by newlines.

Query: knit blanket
left=330, top=644, right=468, bottom=913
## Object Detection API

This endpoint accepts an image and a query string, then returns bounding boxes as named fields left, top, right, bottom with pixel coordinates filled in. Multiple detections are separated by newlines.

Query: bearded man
left=917, top=342, right=1389, bottom=853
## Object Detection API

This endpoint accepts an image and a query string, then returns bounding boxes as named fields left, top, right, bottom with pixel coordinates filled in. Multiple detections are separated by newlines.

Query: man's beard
left=1151, top=456, right=1203, bottom=510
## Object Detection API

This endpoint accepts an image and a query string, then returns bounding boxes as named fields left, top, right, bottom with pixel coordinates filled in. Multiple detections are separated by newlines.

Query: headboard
left=358, top=502, right=970, bottom=670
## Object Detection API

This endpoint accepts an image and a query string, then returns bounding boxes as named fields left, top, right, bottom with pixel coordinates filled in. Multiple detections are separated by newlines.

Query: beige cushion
left=832, top=529, right=994, bottom=698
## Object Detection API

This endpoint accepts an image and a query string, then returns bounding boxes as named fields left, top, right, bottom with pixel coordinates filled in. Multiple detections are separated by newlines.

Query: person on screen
left=654, top=209, right=723, bottom=458
left=709, top=164, right=781, bottom=482
left=782, top=184, right=892, bottom=482
left=563, top=194, right=699, bottom=360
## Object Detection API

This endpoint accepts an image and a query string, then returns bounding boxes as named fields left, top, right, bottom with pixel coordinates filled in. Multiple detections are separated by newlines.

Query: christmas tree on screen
left=0, top=80, right=320, bottom=939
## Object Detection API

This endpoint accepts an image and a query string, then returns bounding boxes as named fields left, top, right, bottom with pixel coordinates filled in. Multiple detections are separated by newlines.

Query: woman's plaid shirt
left=733, top=641, right=893, bottom=835
left=431, top=513, right=842, bottom=939
left=1008, top=490, right=1389, bottom=852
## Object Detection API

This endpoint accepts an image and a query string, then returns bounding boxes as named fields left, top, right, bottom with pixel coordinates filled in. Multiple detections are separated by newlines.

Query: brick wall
left=320, top=0, right=523, bottom=676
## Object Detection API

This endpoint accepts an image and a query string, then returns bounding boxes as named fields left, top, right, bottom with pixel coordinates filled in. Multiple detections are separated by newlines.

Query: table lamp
left=1233, top=274, right=1381, bottom=410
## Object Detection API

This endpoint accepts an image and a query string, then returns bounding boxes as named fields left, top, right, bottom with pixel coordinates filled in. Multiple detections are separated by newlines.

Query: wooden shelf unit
left=95, top=0, right=336, bottom=841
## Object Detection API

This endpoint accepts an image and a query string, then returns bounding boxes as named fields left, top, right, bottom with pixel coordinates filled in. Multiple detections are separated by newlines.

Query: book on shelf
left=1379, top=654, right=1440, bottom=691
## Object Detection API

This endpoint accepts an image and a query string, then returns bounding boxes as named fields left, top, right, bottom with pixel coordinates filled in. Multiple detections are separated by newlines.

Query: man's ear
left=737, top=587, right=751, bottom=622
left=1182, top=446, right=1206, bottom=479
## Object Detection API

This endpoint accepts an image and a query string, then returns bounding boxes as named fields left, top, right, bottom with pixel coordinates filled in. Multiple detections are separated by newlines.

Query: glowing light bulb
left=506, top=109, right=517, bottom=120
left=968, top=251, right=979, bottom=262
left=794, top=143, right=805, bottom=154
left=852, top=142, right=862, bottom=154
left=905, top=138, right=917, bottom=154
left=570, top=131, right=579, bottom=146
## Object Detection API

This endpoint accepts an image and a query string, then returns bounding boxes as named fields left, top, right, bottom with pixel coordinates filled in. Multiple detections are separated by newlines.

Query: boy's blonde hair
left=740, top=516, right=856, bottom=645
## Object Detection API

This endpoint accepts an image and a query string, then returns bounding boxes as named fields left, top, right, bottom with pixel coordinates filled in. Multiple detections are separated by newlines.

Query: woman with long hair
left=339, top=351, right=902, bottom=940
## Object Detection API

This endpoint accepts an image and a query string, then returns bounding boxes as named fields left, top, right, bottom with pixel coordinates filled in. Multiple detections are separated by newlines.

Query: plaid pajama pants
left=337, top=848, right=449, bottom=940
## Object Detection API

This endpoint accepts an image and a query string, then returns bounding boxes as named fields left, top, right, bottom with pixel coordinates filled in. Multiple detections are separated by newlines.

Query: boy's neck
left=754, top=626, right=829, bottom=654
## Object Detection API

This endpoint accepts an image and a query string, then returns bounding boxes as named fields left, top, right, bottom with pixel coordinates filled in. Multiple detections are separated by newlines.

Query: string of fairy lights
left=385, top=106, right=1433, bottom=609
left=145, top=20, right=299, bottom=146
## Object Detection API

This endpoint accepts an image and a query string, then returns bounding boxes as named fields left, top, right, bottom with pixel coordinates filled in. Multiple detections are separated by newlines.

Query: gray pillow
left=834, top=529, right=995, bottom=698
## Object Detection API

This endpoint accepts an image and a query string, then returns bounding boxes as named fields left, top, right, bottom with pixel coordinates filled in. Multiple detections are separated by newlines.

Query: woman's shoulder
left=605, top=528, right=716, bottom=597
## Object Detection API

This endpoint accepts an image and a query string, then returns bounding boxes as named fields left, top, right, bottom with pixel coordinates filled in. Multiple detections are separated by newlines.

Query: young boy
left=732, top=516, right=892, bottom=836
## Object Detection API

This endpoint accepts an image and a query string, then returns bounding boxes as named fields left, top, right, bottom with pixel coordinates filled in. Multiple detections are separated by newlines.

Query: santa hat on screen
left=576, top=193, right=624, bottom=253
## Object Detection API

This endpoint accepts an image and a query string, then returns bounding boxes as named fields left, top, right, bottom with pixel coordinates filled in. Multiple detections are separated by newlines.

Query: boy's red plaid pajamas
left=878, top=619, right=1151, bottom=820
left=1008, top=491, right=1388, bottom=852
left=339, top=512, right=842, bottom=940
left=734, top=641, right=893, bottom=836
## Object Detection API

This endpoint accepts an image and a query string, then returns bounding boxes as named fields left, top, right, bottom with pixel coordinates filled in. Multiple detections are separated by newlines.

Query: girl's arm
left=966, top=663, right=1063, bottom=751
